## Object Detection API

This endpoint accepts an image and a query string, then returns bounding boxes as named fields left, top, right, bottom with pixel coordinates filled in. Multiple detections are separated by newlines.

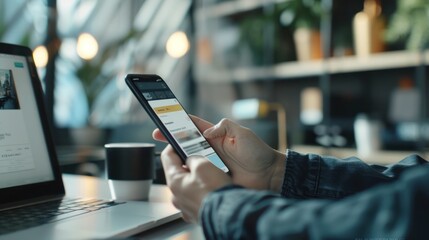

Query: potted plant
left=71, top=30, right=139, bottom=145
left=279, top=0, right=323, bottom=61
left=385, top=0, right=429, bottom=51
left=237, top=6, right=295, bottom=66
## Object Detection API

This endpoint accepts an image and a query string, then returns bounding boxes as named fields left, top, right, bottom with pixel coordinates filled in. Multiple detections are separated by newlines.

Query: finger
left=152, top=128, right=167, bottom=142
left=171, top=197, right=181, bottom=210
left=160, top=145, right=187, bottom=185
left=189, top=115, right=214, bottom=131
left=186, top=156, right=232, bottom=191
left=186, top=155, right=217, bottom=174
left=181, top=212, right=194, bottom=223
left=171, top=198, right=193, bottom=223
left=203, top=118, right=239, bottom=139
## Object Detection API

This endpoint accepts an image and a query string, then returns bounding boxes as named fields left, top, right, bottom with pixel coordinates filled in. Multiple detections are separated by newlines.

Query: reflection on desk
left=62, top=174, right=204, bottom=239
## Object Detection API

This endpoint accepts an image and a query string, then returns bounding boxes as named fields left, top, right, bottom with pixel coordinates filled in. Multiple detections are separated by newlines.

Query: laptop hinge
left=0, top=194, right=65, bottom=212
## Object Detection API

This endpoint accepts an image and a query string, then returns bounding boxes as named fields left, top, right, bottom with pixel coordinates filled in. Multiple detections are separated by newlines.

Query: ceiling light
left=77, top=33, right=99, bottom=60
left=33, top=45, right=49, bottom=68
left=166, top=31, right=190, bottom=58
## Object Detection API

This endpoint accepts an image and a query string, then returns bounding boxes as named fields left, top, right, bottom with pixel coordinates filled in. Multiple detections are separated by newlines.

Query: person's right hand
left=153, top=116, right=286, bottom=193
left=203, top=118, right=286, bottom=192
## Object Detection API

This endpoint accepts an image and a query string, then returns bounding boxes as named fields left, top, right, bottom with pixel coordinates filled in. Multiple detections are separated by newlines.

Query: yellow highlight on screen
left=154, top=104, right=183, bottom=114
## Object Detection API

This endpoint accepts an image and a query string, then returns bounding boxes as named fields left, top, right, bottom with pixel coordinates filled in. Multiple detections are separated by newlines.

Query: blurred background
left=1, top=0, right=428, bottom=178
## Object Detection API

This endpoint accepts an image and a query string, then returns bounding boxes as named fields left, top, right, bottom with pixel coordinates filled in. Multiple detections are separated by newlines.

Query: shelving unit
left=196, top=50, right=429, bottom=82
left=193, top=0, right=428, bottom=153
left=194, top=0, right=429, bottom=83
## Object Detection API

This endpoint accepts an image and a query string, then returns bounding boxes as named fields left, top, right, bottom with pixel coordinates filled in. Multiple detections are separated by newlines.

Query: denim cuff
left=281, top=150, right=320, bottom=199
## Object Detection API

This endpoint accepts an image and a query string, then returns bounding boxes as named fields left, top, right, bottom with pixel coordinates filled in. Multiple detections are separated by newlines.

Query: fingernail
left=203, top=127, right=214, bottom=137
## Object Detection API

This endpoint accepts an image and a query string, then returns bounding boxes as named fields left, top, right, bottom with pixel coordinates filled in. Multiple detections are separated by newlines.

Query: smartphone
left=125, top=74, right=229, bottom=173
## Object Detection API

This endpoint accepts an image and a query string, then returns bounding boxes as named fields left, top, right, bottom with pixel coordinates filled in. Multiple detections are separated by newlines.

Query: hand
left=160, top=144, right=232, bottom=223
left=153, top=116, right=285, bottom=192
left=203, top=118, right=285, bottom=192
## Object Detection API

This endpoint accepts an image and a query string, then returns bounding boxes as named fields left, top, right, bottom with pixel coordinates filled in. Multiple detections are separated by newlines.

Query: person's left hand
left=160, top=144, right=232, bottom=223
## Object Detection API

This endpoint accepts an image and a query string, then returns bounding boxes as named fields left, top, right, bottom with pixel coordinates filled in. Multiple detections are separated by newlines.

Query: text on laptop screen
left=0, top=53, right=54, bottom=189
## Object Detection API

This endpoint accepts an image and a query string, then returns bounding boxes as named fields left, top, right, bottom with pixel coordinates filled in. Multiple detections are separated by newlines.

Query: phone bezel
left=125, top=74, right=190, bottom=161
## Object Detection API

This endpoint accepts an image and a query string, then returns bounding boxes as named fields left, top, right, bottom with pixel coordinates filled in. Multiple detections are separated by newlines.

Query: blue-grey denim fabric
left=200, top=150, right=429, bottom=240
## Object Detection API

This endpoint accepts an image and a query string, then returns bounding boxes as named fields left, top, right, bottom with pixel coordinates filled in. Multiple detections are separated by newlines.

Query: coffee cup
left=104, top=143, right=155, bottom=201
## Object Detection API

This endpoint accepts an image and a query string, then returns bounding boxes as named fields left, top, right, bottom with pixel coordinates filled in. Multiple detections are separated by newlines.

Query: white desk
left=62, top=174, right=204, bottom=239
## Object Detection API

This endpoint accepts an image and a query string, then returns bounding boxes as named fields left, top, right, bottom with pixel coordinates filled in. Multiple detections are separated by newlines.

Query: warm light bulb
left=77, top=33, right=99, bottom=60
left=33, top=45, right=49, bottom=68
left=166, top=31, right=190, bottom=58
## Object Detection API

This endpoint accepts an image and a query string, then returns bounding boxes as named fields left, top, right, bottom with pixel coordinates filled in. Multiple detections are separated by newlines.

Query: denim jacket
left=200, top=150, right=429, bottom=240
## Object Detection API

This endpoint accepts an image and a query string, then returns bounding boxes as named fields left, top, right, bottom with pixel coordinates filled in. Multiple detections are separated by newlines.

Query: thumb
left=203, top=118, right=238, bottom=139
left=186, top=155, right=215, bottom=174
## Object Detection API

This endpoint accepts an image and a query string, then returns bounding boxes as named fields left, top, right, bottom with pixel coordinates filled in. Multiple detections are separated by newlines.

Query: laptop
left=0, top=42, right=180, bottom=239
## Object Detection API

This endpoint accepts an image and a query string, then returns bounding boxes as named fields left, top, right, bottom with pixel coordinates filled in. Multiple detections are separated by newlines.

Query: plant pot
left=293, top=28, right=322, bottom=61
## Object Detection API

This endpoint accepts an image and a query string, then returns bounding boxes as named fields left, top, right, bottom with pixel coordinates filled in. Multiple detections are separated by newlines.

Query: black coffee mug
left=104, top=143, right=155, bottom=200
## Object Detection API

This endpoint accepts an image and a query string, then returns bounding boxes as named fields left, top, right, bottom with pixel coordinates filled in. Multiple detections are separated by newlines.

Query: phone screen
left=127, top=75, right=229, bottom=173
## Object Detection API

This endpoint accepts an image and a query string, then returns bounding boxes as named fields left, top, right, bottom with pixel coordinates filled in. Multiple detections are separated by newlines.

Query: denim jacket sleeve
left=200, top=150, right=429, bottom=239
left=283, top=150, right=428, bottom=199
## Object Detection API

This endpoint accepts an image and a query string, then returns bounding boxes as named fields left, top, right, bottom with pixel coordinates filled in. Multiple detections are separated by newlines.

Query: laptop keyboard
left=0, top=198, right=123, bottom=235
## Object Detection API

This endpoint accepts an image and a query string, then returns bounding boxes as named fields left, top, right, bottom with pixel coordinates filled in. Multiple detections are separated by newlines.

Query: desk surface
left=62, top=174, right=204, bottom=239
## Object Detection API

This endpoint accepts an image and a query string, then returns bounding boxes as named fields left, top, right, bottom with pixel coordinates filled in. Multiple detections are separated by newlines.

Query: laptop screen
left=0, top=43, right=64, bottom=206
left=0, top=53, right=54, bottom=188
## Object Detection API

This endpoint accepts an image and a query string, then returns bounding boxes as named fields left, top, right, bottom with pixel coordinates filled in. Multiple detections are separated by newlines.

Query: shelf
left=196, top=50, right=429, bottom=83
left=197, top=0, right=288, bottom=19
